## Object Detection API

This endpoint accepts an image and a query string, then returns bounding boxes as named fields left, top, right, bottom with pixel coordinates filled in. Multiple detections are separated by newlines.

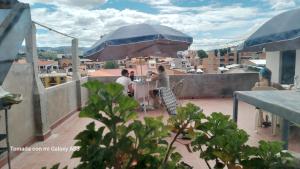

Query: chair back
left=172, top=79, right=185, bottom=100
left=159, top=87, right=177, bottom=115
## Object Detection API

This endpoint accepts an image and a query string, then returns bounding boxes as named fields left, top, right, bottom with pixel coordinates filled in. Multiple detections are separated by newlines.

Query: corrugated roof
left=38, top=60, right=57, bottom=66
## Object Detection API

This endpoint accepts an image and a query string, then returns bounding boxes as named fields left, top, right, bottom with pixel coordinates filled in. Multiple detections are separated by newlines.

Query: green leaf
left=170, top=152, right=182, bottom=163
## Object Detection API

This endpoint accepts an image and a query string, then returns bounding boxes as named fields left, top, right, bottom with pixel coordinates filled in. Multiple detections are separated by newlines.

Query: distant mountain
left=19, top=46, right=89, bottom=56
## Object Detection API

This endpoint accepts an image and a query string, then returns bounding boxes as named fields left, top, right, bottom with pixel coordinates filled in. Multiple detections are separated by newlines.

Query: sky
left=19, top=0, right=300, bottom=50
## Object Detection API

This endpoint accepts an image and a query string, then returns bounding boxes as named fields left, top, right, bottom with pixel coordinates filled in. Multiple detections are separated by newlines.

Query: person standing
left=149, top=65, right=170, bottom=108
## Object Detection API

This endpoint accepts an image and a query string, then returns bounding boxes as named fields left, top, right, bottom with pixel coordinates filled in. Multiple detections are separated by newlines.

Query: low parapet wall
left=0, top=63, right=89, bottom=166
left=46, top=77, right=88, bottom=128
left=89, top=73, right=259, bottom=98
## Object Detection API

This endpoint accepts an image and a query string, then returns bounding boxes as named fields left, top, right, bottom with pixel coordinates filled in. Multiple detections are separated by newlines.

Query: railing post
left=71, top=38, right=81, bottom=81
left=282, top=119, right=289, bottom=150
left=25, top=22, right=50, bottom=139
left=233, top=92, right=238, bottom=122
left=71, top=38, right=82, bottom=109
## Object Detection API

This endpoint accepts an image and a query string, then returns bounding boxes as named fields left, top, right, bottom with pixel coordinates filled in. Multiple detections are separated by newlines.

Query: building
left=202, top=47, right=238, bottom=73
left=58, top=58, right=72, bottom=69
left=39, top=73, right=68, bottom=88
left=239, top=51, right=266, bottom=64
left=85, top=61, right=103, bottom=70
left=185, top=50, right=199, bottom=66
left=38, top=60, right=58, bottom=73
left=202, top=51, right=220, bottom=73
left=266, top=50, right=300, bottom=85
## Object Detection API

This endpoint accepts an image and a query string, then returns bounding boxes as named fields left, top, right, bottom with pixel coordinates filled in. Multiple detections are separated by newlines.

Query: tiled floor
left=2, top=98, right=300, bottom=169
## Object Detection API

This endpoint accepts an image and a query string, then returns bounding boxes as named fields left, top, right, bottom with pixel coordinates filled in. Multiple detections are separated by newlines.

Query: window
left=281, top=50, right=296, bottom=84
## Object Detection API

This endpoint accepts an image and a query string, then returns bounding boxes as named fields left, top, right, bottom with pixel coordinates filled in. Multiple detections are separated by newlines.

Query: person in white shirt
left=116, top=69, right=134, bottom=97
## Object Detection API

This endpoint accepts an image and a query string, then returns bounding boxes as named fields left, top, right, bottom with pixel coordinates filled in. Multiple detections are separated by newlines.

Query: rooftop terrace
left=2, top=98, right=300, bottom=169
left=1, top=62, right=300, bottom=169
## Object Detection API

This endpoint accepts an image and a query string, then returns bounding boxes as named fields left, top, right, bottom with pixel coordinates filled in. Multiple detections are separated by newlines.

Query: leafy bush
left=190, top=112, right=296, bottom=169
left=103, top=61, right=119, bottom=69
left=71, top=81, right=190, bottom=169
left=197, top=50, right=208, bottom=59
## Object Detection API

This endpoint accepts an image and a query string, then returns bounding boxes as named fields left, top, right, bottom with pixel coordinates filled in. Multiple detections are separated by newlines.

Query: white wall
left=296, top=50, right=300, bottom=78
left=266, top=51, right=281, bottom=83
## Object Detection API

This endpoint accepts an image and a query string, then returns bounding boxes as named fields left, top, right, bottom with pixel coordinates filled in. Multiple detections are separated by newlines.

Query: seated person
left=254, top=67, right=284, bottom=90
left=253, top=67, right=284, bottom=127
left=149, top=65, right=170, bottom=108
left=129, top=71, right=135, bottom=81
left=116, top=69, right=134, bottom=97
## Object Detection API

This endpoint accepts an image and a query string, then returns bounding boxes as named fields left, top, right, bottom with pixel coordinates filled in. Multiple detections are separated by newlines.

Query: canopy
left=241, top=8, right=300, bottom=52
left=84, top=23, right=193, bottom=61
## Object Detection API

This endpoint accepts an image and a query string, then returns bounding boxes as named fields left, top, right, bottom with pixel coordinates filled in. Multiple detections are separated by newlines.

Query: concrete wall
left=266, top=51, right=281, bottom=83
left=46, top=77, right=88, bottom=126
left=90, top=73, right=259, bottom=98
left=1, top=63, right=36, bottom=149
left=0, top=64, right=89, bottom=156
left=80, top=77, right=89, bottom=106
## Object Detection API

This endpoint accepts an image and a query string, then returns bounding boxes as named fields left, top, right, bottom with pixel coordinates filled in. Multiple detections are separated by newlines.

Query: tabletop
left=234, top=90, right=300, bottom=124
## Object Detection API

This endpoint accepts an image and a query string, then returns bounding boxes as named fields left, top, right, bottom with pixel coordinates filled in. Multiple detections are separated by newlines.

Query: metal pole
left=233, top=93, right=238, bottom=122
left=282, top=119, right=289, bottom=150
left=5, top=108, right=11, bottom=169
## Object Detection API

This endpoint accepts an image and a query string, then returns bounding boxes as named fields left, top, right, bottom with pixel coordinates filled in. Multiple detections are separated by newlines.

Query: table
left=233, top=90, right=300, bottom=149
left=0, top=103, right=12, bottom=169
left=133, top=79, right=154, bottom=113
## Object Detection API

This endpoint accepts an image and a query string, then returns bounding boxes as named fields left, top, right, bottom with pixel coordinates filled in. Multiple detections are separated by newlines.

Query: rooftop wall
left=46, top=77, right=88, bottom=127
left=89, top=73, right=259, bottom=98
left=1, top=63, right=35, bottom=149
left=0, top=64, right=88, bottom=162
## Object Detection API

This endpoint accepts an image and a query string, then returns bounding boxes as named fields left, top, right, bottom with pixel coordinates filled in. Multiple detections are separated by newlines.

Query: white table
left=133, top=79, right=154, bottom=112
left=233, top=90, right=300, bottom=149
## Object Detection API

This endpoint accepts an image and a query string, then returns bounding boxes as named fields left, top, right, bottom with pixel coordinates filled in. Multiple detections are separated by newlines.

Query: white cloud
left=266, top=0, right=296, bottom=10
left=136, top=0, right=171, bottom=6
left=18, top=0, right=296, bottom=50
left=20, top=0, right=107, bottom=9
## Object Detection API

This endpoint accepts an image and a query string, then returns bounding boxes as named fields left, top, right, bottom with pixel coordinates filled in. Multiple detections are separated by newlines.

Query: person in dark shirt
left=129, top=71, right=135, bottom=81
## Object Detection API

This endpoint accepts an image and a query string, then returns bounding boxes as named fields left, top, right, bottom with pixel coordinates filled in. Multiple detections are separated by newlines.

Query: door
left=281, top=50, right=296, bottom=84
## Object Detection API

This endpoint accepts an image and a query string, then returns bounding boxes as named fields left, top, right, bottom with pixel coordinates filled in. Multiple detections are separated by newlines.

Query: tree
left=104, top=61, right=119, bottom=69
left=197, top=50, right=208, bottom=59
left=38, top=51, right=58, bottom=60
left=214, top=49, right=218, bottom=57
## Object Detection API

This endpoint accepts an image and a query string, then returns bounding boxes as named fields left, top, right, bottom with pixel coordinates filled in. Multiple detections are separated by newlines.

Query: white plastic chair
left=158, top=87, right=177, bottom=115
left=252, top=86, right=279, bottom=135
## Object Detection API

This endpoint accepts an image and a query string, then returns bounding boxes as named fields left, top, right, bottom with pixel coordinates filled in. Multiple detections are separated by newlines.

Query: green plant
left=197, top=50, right=208, bottom=59
left=190, top=112, right=296, bottom=169
left=241, top=141, right=296, bottom=169
left=166, top=103, right=205, bottom=163
left=71, top=81, right=190, bottom=169
left=103, top=61, right=119, bottom=69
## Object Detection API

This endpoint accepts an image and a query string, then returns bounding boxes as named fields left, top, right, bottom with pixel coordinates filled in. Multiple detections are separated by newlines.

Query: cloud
left=20, top=0, right=107, bottom=9
left=18, top=0, right=296, bottom=50
left=135, top=0, right=171, bottom=6
left=266, top=0, right=296, bottom=10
